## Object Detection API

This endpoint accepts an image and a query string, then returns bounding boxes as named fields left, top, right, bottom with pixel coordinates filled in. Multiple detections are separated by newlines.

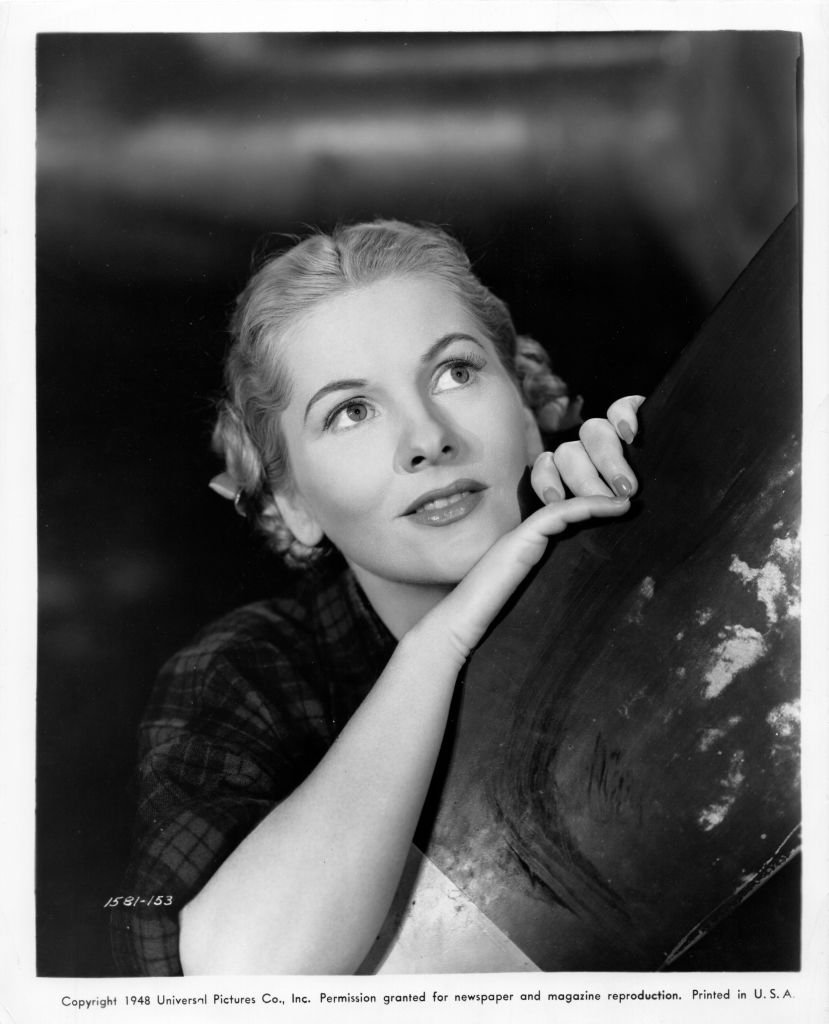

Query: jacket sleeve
left=110, top=607, right=333, bottom=976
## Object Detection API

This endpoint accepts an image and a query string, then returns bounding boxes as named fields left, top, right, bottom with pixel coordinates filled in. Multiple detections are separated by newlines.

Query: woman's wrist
left=398, top=610, right=473, bottom=677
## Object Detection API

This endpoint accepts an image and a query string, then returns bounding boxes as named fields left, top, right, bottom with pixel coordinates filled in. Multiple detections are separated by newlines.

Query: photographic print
left=2, top=4, right=827, bottom=1023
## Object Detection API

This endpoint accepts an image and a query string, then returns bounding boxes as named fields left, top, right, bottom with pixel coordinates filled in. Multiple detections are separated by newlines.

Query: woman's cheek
left=302, top=451, right=389, bottom=534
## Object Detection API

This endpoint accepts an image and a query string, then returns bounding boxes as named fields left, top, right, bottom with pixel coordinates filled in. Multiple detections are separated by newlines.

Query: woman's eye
left=345, top=402, right=368, bottom=422
left=433, top=359, right=481, bottom=393
left=327, top=400, right=373, bottom=431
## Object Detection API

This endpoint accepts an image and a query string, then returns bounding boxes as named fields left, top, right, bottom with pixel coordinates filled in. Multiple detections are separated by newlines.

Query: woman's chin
left=345, top=513, right=515, bottom=592
left=413, top=535, right=501, bottom=585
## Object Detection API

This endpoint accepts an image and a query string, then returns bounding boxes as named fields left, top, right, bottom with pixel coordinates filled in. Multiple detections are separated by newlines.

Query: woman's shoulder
left=151, top=558, right=387, bottom=700
left=164, top=574, right=338, bottom=678
left=137, top=560, right=391, bottom=751
left=189, top=590, right=315, bottom=658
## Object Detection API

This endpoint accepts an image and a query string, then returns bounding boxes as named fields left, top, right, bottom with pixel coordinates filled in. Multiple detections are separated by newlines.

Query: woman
left=111, top=220, right=643, bottom=976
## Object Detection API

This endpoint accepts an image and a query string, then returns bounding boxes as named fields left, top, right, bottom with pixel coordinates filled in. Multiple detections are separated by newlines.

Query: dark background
left=36, top=32, right=800, bottom=976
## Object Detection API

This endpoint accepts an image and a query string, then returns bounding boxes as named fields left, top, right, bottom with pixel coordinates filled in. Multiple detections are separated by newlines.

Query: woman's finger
left=475, top=494, right=630, bottom=599
left=572, top=419, right=639, bottom=498
left=607, top=395, right=646, bottom=444
left=552, top=437, right=617, bottom=498
left=521, top=492, right=630, bottom=538
left=529, top=451, right=566, bottom=504
left=444, top=495, right=629, bottom=651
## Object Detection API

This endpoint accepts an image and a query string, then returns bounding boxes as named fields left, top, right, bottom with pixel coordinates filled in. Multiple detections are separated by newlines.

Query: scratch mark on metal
left=660, top=824, right=802, bottom=968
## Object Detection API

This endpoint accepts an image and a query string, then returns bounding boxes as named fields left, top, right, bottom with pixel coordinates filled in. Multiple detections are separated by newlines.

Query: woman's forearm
left=179, top=491, right=633, bottom=975
left=178, top=619, right=466, bottom=975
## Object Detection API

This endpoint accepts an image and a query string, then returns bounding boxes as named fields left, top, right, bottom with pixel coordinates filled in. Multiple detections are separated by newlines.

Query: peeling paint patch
left=698, top=715, right=742, bottom=751
left=698, top=800, right=730, bottom=831
left=703, top=626, right=767, bottom=699
left=729, top=555, right=785, bottom=623
left=697, top=751, right=746, bottom=830
left=616, top=686, right=648, bottom=720
left=699, top=727, right=726, bottom=752
left=626, top=576, right=656, bottom=624
left=728, top=531, right=800, bottom=625
left=766, top=700, right=800, bottom=739
left=771, top=535, right=798, bottom=563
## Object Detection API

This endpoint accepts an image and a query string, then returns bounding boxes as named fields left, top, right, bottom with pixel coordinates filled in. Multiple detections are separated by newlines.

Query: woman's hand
left=531, top=395, right=645, bottom=503
left=423, top=396, right=645, bottom=660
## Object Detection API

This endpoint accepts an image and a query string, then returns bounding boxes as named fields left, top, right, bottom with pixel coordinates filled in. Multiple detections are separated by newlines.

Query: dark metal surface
left=422, top=209, right=801, bottom=970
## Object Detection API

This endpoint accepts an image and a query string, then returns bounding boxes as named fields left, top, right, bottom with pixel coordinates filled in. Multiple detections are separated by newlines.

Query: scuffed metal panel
left=422, top=209, right=801, bottom=970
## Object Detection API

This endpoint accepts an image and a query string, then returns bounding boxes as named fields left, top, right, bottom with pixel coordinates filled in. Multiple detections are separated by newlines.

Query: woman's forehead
left=281, top=276, right=486, bottom=375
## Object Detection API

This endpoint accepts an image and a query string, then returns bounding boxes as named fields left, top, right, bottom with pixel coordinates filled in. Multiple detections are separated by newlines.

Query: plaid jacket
left=111, top=564, right=395, bottom=975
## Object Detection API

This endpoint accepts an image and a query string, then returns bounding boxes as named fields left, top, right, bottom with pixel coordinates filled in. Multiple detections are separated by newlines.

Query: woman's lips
left=403, top=480, right=486, bottom=527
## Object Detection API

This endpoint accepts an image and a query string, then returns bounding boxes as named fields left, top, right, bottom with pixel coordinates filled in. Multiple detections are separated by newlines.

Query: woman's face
left=275, top=275, right=535, bottom=590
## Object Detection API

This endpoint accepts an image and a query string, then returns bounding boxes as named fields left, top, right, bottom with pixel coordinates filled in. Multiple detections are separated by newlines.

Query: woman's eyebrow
left=304, top=378, right=366, bottom=422
left=421, top=332, right=484, bottom=364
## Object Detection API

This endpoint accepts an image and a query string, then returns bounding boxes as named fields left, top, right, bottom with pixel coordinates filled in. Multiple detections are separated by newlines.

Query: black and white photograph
left=1, top=3, right=827, bottom=1023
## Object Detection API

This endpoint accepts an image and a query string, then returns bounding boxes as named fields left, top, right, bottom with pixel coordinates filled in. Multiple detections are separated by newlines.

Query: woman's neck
left=348, top=564, right=453, bottom=640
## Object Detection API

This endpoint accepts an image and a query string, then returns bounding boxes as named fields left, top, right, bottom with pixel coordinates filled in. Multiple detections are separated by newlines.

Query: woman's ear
left=273, top=489, right=325, bottom=548
left=523, top=403, right=544, bottom=462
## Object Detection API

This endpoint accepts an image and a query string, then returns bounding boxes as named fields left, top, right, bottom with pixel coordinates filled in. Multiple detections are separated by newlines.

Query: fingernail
left=617, top=420, right=635, bottom=444
left=612, top=475, right=633, bottom=498
left=542, top=486, right=564, bottom=504
left=610, top=495, right=630, bottom=504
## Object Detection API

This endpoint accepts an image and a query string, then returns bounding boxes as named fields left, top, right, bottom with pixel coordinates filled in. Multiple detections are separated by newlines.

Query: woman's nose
left=394, top=401, right=460, bottom=473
